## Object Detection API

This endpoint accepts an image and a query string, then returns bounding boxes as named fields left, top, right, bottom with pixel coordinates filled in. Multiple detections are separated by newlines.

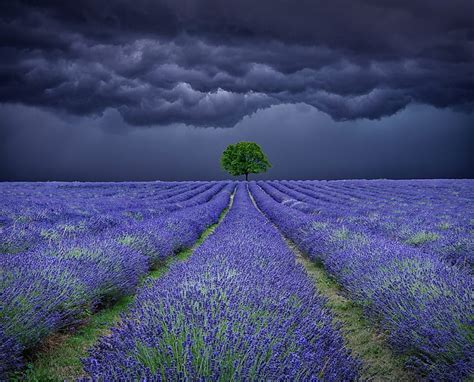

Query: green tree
left=220, top=142, right=271, bottom=181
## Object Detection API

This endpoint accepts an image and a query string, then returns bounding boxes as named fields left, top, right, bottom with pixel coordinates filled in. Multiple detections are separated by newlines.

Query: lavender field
left=0, top=180, right=473, bottom=381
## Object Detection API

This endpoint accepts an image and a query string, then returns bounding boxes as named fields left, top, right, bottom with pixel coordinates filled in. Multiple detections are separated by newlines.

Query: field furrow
left=82, top=184, right=359, bottom=380
left=1, top=179, right=472, bottom=381
left=0, top=182, right=233, bottom=379
left=264, top=180, right=473, bottom=269
left=249, top=181, right=473, bottom=380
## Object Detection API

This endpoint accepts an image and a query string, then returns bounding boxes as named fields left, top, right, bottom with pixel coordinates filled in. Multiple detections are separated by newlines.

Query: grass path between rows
left=289, top=242, right=415, bottom=381
left=18, top=192, right=235, bottom=382
left=246, top=185, right=414, bottom=382
left=21, top=185, right=413, bottom=381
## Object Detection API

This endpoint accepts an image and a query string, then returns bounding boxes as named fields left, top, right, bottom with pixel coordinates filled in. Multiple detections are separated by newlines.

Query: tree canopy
left=220, top=142, right=271, bottom=180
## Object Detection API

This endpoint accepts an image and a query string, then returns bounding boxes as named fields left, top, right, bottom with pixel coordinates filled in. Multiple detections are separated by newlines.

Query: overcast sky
left=1, top=1, right=473, bottom=181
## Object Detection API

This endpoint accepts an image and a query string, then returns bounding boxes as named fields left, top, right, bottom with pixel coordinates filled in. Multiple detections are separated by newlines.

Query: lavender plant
left=250, top=181, right=474, bottom=380
left=82, top=184, right=359, bottom=380
left=267, top=180, right=473, bottom=269
left=0, top=182, right=232, bottom=379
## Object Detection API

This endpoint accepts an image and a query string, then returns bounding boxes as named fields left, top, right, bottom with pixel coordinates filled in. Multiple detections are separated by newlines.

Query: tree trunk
left=245, top=173, right=248, bottom=181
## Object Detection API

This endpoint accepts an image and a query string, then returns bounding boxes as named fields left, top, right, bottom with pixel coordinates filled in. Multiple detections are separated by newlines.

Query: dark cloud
left=0, top=0, right=473, bottom=126
left=1, top=103, right=472, bottom=181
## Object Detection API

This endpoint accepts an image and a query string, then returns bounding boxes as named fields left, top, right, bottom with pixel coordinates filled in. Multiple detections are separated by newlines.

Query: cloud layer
left=1, top=0, right=473, bottom=126
left=2, top=103, right=473, bottom=181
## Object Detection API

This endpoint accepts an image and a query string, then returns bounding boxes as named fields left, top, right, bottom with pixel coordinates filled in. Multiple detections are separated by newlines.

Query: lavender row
left=82, top=184, right=359, bottom=381
left=286, top=180, right=472, bottom=220
left=281, top=180, right=472, bottom=229
left=0, top=181, right=193, bottom=226
left=0, top=182, right=215, bottom=235
left=268, top=181, right=473, bottom=268
left=297, top=180, right=473, bottom=232
left=249, top=182, right=473, bottom=381
left=0, top=182, right=192, bottom=253
left=297, top=179, right=474, bottom=205
left=0, top=184, right=233, bottom=379
left=0, top=182, right=226, bottom=256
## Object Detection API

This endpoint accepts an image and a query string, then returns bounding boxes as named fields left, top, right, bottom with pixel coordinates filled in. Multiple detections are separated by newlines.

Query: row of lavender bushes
left=0, top=182, right=223, bottom=256
left=270, top=180, right=473, bottom=268
left=0, top=182, right=233, bottom=379
left=82, top=184, right=360, bottom=381
left=249, top=181, right=473, bottom=381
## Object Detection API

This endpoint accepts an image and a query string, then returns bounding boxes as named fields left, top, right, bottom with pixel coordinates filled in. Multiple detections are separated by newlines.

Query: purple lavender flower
left=83, top=184, right=359, bottom=380
left=250, top=180, right=474, bottom=380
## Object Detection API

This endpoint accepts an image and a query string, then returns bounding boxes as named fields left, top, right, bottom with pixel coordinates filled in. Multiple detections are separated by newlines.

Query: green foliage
left=332, top=227, right=350, bottom=241
left=118, top=235, right=138, bottom=246
left=405, top=231, right=439, bottom=246
left=40, top=228, right=60, bottom=242
left=437, top=222, right=452, bottom=230
left=220, top=142, right=271, bottom=180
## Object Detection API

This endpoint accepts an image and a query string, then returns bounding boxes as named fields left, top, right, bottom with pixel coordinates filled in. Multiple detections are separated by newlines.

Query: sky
left=1, top=1, right=473, bottom=181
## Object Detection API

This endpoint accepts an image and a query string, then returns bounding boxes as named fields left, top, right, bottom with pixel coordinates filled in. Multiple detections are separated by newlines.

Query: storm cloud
left=1, top=102, right=473, bottom=181
left=1, top=0, right=473, bottom=126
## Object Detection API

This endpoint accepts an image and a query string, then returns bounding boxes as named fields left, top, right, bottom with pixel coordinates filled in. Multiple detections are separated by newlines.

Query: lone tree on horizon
left=221, top=142, right=271, bottom=181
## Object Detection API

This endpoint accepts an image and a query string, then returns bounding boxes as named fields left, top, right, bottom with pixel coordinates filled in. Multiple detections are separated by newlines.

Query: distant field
left=1, top=180, right=472, bottom=380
